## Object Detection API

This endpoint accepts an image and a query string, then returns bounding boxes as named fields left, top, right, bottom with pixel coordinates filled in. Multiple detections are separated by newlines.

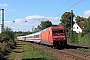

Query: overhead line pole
left=0, top=9, right=4, bottom=33
left=71, top=10, right=73, bottom=41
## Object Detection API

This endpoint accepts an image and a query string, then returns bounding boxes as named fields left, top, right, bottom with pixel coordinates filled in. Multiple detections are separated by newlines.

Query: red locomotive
left=17, top=26, right=67, bottom=48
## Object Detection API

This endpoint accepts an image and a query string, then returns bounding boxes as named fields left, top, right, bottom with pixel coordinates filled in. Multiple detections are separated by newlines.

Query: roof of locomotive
left=50, top=26, right=65, bottom=29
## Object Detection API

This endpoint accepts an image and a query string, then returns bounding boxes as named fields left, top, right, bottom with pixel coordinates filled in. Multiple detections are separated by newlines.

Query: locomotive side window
left=52, top=30, right=64, bottom=33
left=34, top=35, right=40, bottom=38
left=29, top=36, right=33, bottom=38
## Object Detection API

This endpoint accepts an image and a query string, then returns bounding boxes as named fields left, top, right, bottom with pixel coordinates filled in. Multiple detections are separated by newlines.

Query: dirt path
left=13, top=41, right=23, bottom=60
left=14, top=53, right=22, bottom=60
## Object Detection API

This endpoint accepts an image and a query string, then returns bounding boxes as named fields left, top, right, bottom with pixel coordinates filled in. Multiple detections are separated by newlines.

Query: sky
left=0, top=0, right=90, bottom=33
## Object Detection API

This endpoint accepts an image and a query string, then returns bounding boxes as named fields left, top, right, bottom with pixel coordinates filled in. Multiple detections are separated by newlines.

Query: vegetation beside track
left=77, top=48, right=90, bottom=52
left=6, top=40, right=61, bottom=60
left=22, top=42, right=60, bottom=60
left=7, top=40, right=23, bottom=60
left=0, top=27, right=16, bottom=59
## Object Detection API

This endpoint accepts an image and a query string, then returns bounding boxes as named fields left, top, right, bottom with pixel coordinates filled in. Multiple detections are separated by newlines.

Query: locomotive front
left=51, top=26, right=67, bottom=47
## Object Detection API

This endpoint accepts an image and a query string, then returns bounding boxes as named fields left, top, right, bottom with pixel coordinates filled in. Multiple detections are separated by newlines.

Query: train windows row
left=34, top=35, right=40, bottom=38
left=28, top=34, right=40, bottom=38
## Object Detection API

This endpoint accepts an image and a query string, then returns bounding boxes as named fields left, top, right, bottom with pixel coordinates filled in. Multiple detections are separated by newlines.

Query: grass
left=7, top=51, right=17, bottom=60
left=0, top=44, right=3, bottom=48
left=6, top=41, right=23, bottom=60
left=77, top=48, right=90, bottom=52
left=22, top=43, right=61, bottom=60
left=5, top=41, right=62, bottom=60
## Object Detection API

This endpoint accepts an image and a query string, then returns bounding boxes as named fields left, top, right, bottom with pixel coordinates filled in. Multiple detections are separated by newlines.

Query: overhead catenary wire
left=4, top=0, right=71, bottom=23
left=5, top=10, right=27, bottom=22
left=4, top=0, right=83, bottom=23
left=52, top=0, right=71, bottom=15
left=55, top=0, right=83, bottom=17
left=2, top=0, right=84, bottom=32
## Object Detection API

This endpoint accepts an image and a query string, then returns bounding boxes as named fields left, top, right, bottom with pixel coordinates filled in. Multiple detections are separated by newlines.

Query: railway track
left=24, top=41, right=90, bottom=60
left=68, top=43, right=90, bottom=49
left=59, top=49, right=90, bottom=60
left=69, top=49, right=90, bottom=57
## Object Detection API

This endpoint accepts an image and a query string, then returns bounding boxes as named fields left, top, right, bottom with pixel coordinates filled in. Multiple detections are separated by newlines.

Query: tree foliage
left=67, top=15, right=90, bottom=45
left=34, top=20, right=52, bottom=32
left=75, top=16, right=85, bottom=22
left=0, top=27, right=14, bottom=43
left=59, top=12, right=75, bottom=31
left=83, top=16, right=90, bottom=33
left=40, top=20, right=52, bottom=30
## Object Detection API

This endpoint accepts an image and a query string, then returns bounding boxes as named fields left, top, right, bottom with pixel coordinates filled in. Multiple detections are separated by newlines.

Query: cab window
left=52, top=30, right=64, bottom=34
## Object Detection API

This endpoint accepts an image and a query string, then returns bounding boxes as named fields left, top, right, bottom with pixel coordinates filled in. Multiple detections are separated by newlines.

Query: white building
left=73, top=22, right=82, bottom=33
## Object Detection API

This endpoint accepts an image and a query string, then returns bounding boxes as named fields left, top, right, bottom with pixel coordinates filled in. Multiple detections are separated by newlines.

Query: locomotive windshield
left=52, top=30, right=64, bottom=34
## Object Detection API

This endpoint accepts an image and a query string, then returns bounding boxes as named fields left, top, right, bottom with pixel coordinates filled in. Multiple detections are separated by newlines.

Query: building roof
left=76, top=22, right=83, bottom=29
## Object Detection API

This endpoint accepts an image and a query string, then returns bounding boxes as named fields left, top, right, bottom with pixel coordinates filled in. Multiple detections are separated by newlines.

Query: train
left=17, top=25, right=67, bottom=48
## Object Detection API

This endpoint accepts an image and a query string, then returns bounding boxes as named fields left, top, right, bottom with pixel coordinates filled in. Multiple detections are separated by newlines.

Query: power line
left=5, top=10, right=19, bottom=18
left=53, top=0, right=71, bottom=14
left=5, top=0, right=83, bottom=23
left=55, top=0, right=83, bottom=17
left=5, top=10, right=27, bottom=22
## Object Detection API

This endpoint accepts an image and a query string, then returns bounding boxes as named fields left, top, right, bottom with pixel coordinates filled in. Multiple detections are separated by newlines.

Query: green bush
left=79, top=33, right=90, bottom=45
left=72, top=32, right=79, bottom=44
left=67, top=30, right=79, bottom=44
left=0, top=51, right=4, bottom=58
left=1, top=43, right=12, bottom=55
left=67, top=30, right=90, bottom=45
left=0, top=27, right=14, bottom=43
left=7, top=42, right=16, bottom=49
left=0, top=41, right=16, bottom=59
left=1, top=44, right=6, bottom=54
left=0, top=44, right=4, bottom=58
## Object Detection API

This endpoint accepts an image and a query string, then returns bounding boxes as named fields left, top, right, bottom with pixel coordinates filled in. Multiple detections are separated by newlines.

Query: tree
left=83, top=16, right=90, bottom=33
left=0, top=27, right=14, bottom=43
left=34, top=20, right=52, bottom=32
left=40, top=20, right=52, bottom=30
left=59, top=12, right=75, bottom=31
left=75, top=16, right=85, bottom=22
left=33, top=25, right=41, bottom=32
